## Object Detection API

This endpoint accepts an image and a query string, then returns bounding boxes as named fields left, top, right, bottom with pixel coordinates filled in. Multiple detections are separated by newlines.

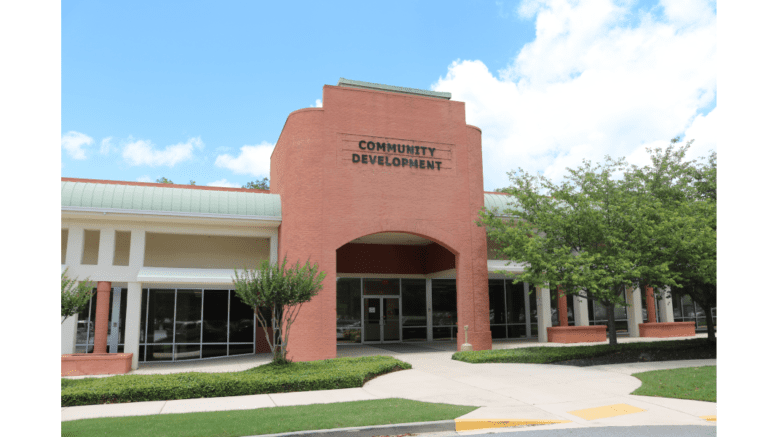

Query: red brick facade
left=270, top=84, right=492, bottom=361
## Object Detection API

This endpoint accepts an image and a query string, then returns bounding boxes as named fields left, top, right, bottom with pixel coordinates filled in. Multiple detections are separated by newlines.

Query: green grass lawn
left=631, top=366, right=716, bottom=402
left=452, top=338, right=715, bottom=364
left=62, top=356, right=410, bottom=407
left=61, top=398, right=477, bottom=437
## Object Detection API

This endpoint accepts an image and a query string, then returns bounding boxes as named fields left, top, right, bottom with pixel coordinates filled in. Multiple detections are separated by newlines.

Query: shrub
left=62, top=356, right=410, bottom=407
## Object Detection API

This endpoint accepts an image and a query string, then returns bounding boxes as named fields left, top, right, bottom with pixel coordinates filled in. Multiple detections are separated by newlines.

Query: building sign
left=339, top=133, right=454, bottom=174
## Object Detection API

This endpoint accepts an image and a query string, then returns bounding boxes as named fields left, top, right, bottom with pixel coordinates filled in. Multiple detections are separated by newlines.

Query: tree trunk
left=703, top=304, right=716, bottom=343
left=607, top=302, right=618, bottom=346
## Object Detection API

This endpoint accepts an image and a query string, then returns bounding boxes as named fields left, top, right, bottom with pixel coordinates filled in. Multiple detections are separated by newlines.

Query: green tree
left=627, top=139, right=717, bottom=342
left=480, top=156, right=676, bottom=345
left=156, top=177, right=174, bottom=184
left=232, top=257, right=326, bottom=364
left=62, top=268, right=95, bottom=324
left=189, top=180, right=196, bottom=185
left=243, top=177, right=269, bottom=190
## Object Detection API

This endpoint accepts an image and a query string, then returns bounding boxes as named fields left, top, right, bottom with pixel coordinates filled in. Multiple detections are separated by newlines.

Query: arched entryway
left=335, top=232, right=461, bottom=344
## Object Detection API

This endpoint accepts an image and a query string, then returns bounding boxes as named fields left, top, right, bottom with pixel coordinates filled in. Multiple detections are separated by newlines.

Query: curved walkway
left=62, top=341, right=715, bottom=430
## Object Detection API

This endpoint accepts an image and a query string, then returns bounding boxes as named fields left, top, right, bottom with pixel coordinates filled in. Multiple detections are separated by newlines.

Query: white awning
left=136, top=267, right=237, bottom=285
left=487, top=260, right=527, bottom=273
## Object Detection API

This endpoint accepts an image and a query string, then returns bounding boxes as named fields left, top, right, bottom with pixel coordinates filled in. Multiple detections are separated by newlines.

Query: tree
left=243, top=177, right=269, bottom=190
left=62, top=268, right=95, bottom=324
left=232, top=257, right=326, bottom=364
left=480, top=156, right=676, bottom=345
left=189, top=180, right=196, bottom=185
left=156, top=177, right=174, bottom=184
left=627, top=139, right=717, bottom=342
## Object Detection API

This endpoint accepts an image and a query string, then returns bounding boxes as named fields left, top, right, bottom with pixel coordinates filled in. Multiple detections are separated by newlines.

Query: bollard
left=461, top=325, right=473, bottom=351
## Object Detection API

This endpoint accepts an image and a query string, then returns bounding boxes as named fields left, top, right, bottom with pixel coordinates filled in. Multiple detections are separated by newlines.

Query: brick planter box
left=638, top=322, right=696, bottom=338
left=547, top=325, right=607, bottom=343
left=61, top=353, right=133, bottom=377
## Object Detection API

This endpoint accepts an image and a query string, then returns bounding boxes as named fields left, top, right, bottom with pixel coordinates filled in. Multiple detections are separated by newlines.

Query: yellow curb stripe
left=567, top=403, right=645, bottom=421
left=454, top=419, right=571, bottom=431
left=700, top=415, right=717, bottom=422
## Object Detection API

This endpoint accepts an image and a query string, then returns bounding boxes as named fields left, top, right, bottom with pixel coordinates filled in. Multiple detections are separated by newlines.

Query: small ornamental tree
left=62, top=268, right=94, bottom=324
left=233, top=257, right=326, bottom=364
left=243, top=177, right=269, bottom=190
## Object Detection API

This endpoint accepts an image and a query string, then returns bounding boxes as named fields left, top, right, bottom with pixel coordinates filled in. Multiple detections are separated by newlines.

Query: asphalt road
left=433, top=425, right=716, bottom=437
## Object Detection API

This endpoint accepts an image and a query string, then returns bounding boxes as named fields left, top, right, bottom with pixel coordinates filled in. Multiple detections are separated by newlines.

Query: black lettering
left=369, top=155, right=377, bottom=164
left=428, top=147, right=436, bottom=157
left=427, top=160, right=435, bottom=170
left=367, top=141, right=375, bottom=151
left=406, top=145, right=414, bottom=155
left=378, top=156, right=384, bottom=165
left=435, top=161, right=442, bottom=170
left=376, top=142, right=386, bottom=152
left=352, top=154, right=361, bottom=163
left=409, top=159, right=418, bottom=168
left=402, top=158, right=408, bottom=167
left=359, top=141, right=366, bottom=150
left=392, top=157, right=400, bottom=166
left=420, top=160, right=426, bottom=169
left=362, top=154, right=368, bottom=164
left=398, top=144, right=405, bottom=153
left=387, top=144, right=396, bottom=153
left=415, top=146, right=420, bottom=155
left=420, top=146, right=427, bottom=155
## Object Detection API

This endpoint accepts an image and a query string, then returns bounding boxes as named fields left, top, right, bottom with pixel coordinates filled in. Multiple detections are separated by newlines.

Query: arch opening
left=335, top=232, right=458, bottom=344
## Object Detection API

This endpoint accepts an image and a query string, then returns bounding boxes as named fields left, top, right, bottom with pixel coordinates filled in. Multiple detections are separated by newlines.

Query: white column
left=61, top=315, right=78, bottom=354
left=129, top=229, right=146, bottom=269
left=573, top=290, right=589, bottom=326
left=536, top=287, right=551, bottom=342
left=97, top=228, right=116, bottom=268
left=523, top=282, right=531, bottom=338
left=124, top=282, right=143, bottom=369
left=270, top=229, right=278, bottom=265
left=625, top=287, right=643, bottom=337
left=65, top=226, right=85, bottom=268
left=657, top=287, right=675, bottom=323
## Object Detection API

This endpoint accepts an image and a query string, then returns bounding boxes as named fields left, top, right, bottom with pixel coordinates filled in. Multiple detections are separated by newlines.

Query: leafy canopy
left=62, top=268, right=94, bottom=324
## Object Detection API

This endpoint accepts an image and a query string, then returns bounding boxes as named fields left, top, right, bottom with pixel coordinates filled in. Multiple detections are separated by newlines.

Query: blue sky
left=61, top=0, right=717, bottom=190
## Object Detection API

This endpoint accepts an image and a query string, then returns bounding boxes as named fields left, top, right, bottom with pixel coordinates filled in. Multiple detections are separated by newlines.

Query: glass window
left=363, top=278, right=399, bottom=295
left=202, top=290, right=229, bottom=343
left=431, top=279, right=456, bottom=326
left=337, top=278, right=362, bottom=343
left=146, top=289, right=175, bottom=345
left=488, top=279, right=506, bottom=325
left=229, top=290, right=255, bottom=343
left=175, top=290, right=202, bottom=344
left=401, top=279, right=427, bottom=327
left=505, top=281, right=525, bottom=324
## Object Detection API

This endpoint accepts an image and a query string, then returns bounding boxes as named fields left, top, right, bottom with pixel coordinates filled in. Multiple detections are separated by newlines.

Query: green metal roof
left=483, top=192, right=523, bottom=216
left=337, top=78, right=452, bottom=100
left=61, top=181, right=282, bottom=220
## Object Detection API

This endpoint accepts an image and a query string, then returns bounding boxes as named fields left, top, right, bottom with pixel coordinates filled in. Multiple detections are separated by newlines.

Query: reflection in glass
left=203, top=290, right=228, bottom=343
left=506, top=281, right=525, bottom=324
left=363, top=278, right=400, bottom=295
left=229, top=290, right=255, bottom=343
left=401, top=279, right=426, bottom=327
left=489, top=279, right=506, bottom=325
left=175, top=289, right=202, bottom=344
left=432, top=279, right=456, bottom=326
left=147, top=289, right=175, bottom=344
left=336, top=278, right=361, bottom=343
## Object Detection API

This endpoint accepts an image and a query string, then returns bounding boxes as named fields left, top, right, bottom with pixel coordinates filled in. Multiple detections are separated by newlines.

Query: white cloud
left=122, top=137, right=203, bottom=167
left=100, top=137, right=113, bottom=155
left=214, top=142, right=274, bottom=177
left=136, top=175, right=153, bottom=182
left=432, top=0, right=716, bottom=190
left=61, top=131, right=93, bottom=160
left=206, top=179, right=242, bottom=188
left=311, top=99, right=322, bottom=108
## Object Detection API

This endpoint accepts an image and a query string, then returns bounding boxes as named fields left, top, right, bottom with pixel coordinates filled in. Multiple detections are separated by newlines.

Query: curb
left=454, top=418, right=571, bottom=431
left=243, top=419, right=456, bottom=437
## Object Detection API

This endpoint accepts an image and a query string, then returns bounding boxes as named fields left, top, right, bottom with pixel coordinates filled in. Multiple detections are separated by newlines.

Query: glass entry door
left=363, top=297, right=400, bottom=343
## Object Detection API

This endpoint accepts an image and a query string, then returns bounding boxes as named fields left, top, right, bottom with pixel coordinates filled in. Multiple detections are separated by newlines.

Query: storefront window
left=336, top=278, right=361, bottom=343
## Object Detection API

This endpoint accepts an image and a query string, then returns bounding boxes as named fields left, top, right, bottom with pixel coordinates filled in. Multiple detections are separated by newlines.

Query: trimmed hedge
left=452, top=338, right=716, bottom=364
left=62, top=356, right=410, bottom=407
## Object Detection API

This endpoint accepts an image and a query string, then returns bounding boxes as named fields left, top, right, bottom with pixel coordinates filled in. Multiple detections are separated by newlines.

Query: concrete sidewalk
left=62, top=339, right=716, bottom=432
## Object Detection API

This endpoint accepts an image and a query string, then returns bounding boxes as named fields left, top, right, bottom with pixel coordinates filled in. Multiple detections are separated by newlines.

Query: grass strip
left=631, top=366, right=716, bottom=402
left=62, top=356, right=410, bottom=407
left=61, top=398, right=476, bottom=437
left=452, top=338, right=715, bottom=364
